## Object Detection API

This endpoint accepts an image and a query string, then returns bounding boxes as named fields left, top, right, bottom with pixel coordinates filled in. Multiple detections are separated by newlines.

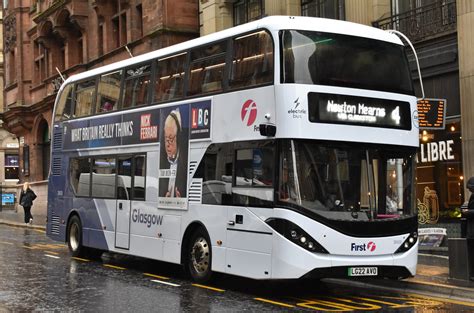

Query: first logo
left=241, top=100, right=257, bottom=126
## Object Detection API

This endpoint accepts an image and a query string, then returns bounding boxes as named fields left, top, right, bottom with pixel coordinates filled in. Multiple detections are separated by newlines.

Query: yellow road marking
left=351, top=296, right=413, bottom=309
left=324, top=297, right=382, bottom=310
left=32, top=244, right=64, bottom=250
left=144, top=273, right=170, bottom=280
left=72, top=257, right=90, bottom=262
left=0, top=241, right=13, bottom=245
left=22, top=245, right=35, bottom=250
left=34, top=229, right=46, bottom=234
left=405, top=293, right=474, bottom=308
left=378, top=295, right=442, bottom=306
left=192, top=283, right=225, bottom=292
left=44, top=251, right=59, bottom=255
left=254, top=298, right=294, bottom=308
left=103, top=264, right=126, bottom=270
left=296, top=298, right=359, bottom=311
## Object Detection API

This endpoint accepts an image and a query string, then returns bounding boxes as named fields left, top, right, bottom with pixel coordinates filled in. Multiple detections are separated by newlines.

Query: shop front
left=416, top=119, right=464, bottom=241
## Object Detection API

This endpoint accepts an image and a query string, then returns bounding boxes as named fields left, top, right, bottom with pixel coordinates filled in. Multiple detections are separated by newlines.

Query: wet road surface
left=1, top=225, right=473, bottom=312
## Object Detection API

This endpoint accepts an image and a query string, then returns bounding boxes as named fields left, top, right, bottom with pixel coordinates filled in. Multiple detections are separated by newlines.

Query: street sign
left=417, top=98, right=446, bottom=129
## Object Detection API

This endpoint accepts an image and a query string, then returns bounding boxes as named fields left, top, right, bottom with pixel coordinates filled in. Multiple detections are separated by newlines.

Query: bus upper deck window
left=154, top=53, right=186, bottom=103
left=74, top=79, right=96, bottom=118
left=54, top=84, right=74, bottom=122
left=96, top=71, right=122, bottom=114
left=230, top=31, right=274, bottom=89
left=188, top=41, right=226, bottom=96
left=123, top=63, right=151, bottom=109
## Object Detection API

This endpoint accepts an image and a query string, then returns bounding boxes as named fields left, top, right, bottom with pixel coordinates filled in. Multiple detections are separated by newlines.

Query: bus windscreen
left=278, top=140, right=417, bottom=222
left=281, top=30, right=414, bottom=95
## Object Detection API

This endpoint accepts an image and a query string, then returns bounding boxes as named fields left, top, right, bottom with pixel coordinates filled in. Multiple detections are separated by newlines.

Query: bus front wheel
left=67, top=215, right=85, bottom=257
left=186, top=228, right=212, bottom=283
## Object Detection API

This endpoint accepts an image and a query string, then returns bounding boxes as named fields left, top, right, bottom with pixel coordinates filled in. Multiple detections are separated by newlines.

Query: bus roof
left=61, top=15, right=403, bottom=87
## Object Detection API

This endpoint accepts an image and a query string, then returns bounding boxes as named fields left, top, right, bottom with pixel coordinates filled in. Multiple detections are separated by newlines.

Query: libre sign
left=417, top=98, right=446, bottom=130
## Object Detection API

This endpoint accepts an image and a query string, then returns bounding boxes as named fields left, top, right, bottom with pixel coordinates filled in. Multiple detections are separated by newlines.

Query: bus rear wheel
left=186, top=228, right=212, bottom=283
left=67, top=215, right=85, bottom=257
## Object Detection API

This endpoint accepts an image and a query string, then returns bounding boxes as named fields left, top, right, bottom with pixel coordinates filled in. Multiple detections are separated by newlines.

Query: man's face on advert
left=164, top=116, right=178, bottom=159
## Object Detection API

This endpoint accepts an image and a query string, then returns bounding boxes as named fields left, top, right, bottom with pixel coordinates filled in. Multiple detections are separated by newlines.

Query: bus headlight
left=266, top=218, right=329, bottom=254
left=395, top=231, right=418, bottom=253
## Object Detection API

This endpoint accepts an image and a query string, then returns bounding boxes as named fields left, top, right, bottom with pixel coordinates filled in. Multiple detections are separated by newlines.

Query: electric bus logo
left=351, top=241, right=377, bottom=252
left=241, top=100, right=257, bottom=126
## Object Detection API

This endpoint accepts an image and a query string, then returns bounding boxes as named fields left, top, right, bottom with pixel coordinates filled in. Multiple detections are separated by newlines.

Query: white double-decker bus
left=47, top=16, right=419, bottom=282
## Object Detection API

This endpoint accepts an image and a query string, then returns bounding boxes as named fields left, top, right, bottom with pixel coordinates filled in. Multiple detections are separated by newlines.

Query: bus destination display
left=416, top=98, right=446, bottom=129
left=308, top=93, right=411, bottom=130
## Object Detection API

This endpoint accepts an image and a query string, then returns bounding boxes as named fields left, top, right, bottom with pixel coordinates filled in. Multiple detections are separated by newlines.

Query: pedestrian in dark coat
left=19, top=182, right=37, bottom=225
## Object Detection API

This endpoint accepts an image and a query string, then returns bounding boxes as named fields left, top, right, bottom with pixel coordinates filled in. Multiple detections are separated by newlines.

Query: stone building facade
left=0, top=4, right=20, bottom=210
left=2, top=0, right=199, bottom=217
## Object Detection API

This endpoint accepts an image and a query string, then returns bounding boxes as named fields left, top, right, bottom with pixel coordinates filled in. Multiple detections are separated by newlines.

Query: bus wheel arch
left=182, top=222, right=213, bottom=283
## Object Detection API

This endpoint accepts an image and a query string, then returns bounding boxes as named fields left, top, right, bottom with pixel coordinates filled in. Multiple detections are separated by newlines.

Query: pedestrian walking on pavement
left=19, top=182, right=37, bottom=225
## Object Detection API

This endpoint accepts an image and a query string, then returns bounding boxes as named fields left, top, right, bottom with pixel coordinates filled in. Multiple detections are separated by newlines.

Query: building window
left=34, top=41, right=48, bottom=85
left=8, top=51, right=16, bottom=85
left=5, top=154, right=19, bottom=180
left=301, top=0, right=345, bottom=20
left=111, top=1, right=128, bottom=49
left=233, top=0, right=265, bottom=26
left=23, top=145, right=30, bottom=177
left=40, top=120, right=50, bottom=180
left=98, top=23, right=104, bottom=56
left=136, top=4, right=143, bottom=38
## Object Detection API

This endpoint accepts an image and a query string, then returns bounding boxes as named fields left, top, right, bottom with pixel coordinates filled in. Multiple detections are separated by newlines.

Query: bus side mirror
left=259, top=124, right=276, bottom=137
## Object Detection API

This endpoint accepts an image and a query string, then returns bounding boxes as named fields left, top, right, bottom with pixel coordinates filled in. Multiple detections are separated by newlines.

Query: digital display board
left=416, top=98, right=446, bottom=129
left=308, top=93, right=411, bottom=130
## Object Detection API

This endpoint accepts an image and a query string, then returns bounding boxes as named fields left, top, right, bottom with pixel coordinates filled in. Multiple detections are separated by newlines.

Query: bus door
left=225, top=147, right=274, bottom=279
left=115, top=157, right=133, bottom=250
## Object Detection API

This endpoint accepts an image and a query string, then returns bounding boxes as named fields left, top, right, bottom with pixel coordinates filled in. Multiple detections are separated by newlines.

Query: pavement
left=1, top=208, right=474, bottom=302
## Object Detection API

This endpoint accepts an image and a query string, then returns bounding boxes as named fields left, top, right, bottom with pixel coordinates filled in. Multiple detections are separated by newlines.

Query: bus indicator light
left=241, top=100, right=257, bottom=126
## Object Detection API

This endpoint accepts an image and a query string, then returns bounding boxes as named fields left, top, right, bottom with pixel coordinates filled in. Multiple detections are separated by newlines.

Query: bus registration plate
left=348, top=267, right=378, bottom=277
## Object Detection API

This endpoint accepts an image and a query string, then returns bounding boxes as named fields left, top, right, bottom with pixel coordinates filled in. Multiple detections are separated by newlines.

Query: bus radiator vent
left=52, top=157, right=62, bottom=176
left=189, top=161, right=198, bottom=177
left=53, top=131, right=63, bottom=151
left=50, top=214, right=61, bottom=235
left=188, top=178, right=203, bottom=204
